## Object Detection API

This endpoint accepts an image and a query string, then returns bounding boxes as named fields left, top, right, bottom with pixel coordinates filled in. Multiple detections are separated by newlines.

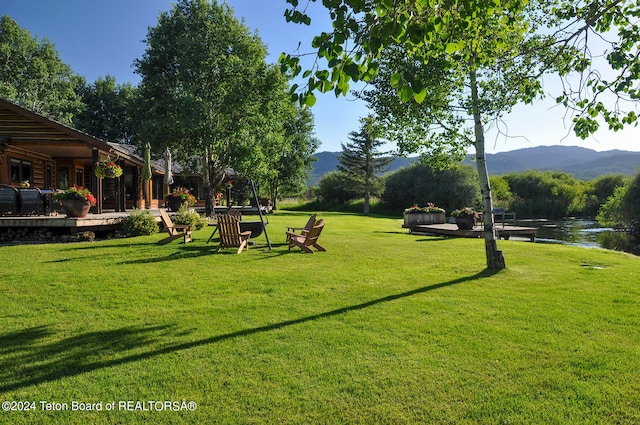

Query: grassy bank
left=1, top=211, right=638, bottom=424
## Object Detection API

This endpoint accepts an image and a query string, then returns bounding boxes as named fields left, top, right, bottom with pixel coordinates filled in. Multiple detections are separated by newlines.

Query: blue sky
left=2, top=0, right=639, bottom=154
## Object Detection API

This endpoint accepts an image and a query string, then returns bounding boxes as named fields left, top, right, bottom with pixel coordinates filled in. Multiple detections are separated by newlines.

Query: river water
left=515, top=219, right=616, bottom=249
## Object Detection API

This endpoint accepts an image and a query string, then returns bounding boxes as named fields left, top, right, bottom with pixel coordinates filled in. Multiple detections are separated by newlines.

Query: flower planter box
left=403, top=212, right=446, bottom=228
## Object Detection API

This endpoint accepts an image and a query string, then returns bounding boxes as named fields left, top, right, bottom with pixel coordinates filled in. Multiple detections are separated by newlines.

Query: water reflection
left=511, top=219, right=637, bottom=254
left=518, top=219, right=614, bottom=248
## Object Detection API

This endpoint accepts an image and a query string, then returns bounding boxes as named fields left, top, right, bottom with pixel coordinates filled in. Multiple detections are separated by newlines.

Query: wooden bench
left=492, top=208, right=516, bottom=228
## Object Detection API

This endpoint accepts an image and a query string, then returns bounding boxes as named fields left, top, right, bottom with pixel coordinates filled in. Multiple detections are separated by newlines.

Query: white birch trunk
left=469, top=69, right=506, bottom=270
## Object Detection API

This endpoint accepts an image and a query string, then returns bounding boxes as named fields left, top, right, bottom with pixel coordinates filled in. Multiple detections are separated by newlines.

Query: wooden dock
left=411, top=223, right=538, bottom=242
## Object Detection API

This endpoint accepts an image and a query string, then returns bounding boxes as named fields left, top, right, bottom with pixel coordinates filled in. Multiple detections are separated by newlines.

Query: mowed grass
left=0, top=211, right=639, bottom=424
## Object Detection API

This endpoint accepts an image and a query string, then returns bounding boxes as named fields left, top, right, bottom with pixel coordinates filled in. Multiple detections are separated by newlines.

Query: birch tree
left=281, top=0, right=572, bottom=269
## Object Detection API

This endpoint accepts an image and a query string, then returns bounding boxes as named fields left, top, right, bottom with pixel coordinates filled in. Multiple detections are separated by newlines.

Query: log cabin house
left=0, top=97, right=175, bottom=214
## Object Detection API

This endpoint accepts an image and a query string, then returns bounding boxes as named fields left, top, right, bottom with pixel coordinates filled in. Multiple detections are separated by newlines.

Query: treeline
left=308, top=163, right=639, bottom=233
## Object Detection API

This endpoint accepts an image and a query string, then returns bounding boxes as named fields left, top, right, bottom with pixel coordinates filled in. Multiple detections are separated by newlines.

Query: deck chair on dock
left=215, top=214, right=252, bottom=254
left=285, top=213, right=316, bottom=243
left=286, top=219, right=326, bottom=253
left=157, top=209, right=193, bottom=245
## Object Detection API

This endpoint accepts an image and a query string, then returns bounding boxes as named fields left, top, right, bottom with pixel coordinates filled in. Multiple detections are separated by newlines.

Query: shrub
left=317, top=171, right=361, bottom=203
left=381, top=163, right=481, bottom=215
left=597, top=172, right=640, bottom=240
left=123, top=209, right=159, bottom=236
left=582, top=174, right=629, bottom=217
left=503, top=170, right=582, bottom=218
left=489, top=175, right=513, bottom=208
left=174, top=204, right=207, bottom=230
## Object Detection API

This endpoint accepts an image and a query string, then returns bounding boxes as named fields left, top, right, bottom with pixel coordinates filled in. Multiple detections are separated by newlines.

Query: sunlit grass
left=0, top=211, right=638, bottom=424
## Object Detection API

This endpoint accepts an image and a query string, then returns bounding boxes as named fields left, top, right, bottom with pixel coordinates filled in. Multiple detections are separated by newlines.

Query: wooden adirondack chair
left=157, top=209, right=193, bottom=245
left=285, top=213, right=317, bottom=243
left=286, top=218, right=326, bottom=253
left=215, top=214, right=252, bottom=254
left=207, top=209, right=243, bottom=244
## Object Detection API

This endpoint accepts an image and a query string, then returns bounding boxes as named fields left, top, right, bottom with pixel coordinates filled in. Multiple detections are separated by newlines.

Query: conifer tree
left=338, top=115, right=393, bottom=215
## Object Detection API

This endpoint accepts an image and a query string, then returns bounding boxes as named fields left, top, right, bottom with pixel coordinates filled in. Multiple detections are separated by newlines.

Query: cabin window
left=45, top=165, right=53, bottom=188
left=59, top=167, right=69, bottom=190
left=10, top=158, right=32, bottom=184
left=76, top=168, right=84, bottom=187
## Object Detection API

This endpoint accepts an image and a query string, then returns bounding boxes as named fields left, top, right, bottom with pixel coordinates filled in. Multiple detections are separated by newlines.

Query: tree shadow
left=0, top=324, right=180, bottom=393
left=0, top=269, right=499, bottom=393
left=415, top=236, right=451, bottom=242
left=59, top=240, right=161, bottom=252
left=119, top=241, right=292, bottom=264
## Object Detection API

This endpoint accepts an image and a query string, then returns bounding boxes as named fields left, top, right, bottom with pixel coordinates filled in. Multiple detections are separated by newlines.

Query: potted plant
left=451, top=207, right=480, bottom=230
left=95, top=159, right=123, bottom=178
left=164, top=187, right=197, bottom=212
left=54, top=186, right=97, bottom=217
left=403, top=203, right=446, bottom=228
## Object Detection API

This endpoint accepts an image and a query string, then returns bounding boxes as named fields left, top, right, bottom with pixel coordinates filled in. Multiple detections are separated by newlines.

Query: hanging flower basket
left=95, top=160, right=123, bottom=178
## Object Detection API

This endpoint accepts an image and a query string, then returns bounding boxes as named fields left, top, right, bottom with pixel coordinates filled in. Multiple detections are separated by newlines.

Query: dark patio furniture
left=0, top=185, right=19, bottom=215
left=17, top=187, right=44, bottom=216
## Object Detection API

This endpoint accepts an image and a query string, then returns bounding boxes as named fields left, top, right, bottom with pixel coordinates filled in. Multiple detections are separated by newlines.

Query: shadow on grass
left=415, top=237, right=451, bottom=242
left=119, top=242, right=293, bottom=264
left=0, top=324, right=178, bottom=393
left=0, top=269, right=499, bottom=392
left=59, top=240, right=162, bottom=251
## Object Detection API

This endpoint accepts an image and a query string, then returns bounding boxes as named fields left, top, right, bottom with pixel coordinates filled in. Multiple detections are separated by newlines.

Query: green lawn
left=1, top=211, right=639, bottom=424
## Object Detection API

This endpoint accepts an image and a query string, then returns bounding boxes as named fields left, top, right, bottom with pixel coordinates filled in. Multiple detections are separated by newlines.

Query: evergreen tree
left=337, top=116, right=393, bottom=214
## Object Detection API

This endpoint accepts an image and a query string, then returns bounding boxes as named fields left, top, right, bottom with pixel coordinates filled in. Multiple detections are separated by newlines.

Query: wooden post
left=91, top=149, right=102, bottom=214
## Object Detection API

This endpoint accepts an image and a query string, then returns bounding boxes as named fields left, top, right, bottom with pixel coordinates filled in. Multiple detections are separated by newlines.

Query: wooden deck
left=411, top=223, right=538, bottom=242
left=0, top=210, right=164, bottom=233
left=0, top=212, right=129, bottom=233
left=0, top=206, right=268, bottom=235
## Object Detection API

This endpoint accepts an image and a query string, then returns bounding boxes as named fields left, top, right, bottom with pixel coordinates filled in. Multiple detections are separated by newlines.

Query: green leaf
left=399, top=84, right=413, bottom=102
left=304, top=93, right=317, bottom=107
left=344, top=63, right=360, bottom=80
left=391, top=72, right=402, bottom=88
left=445, top=43, right=458, bottom=54
left=413, top=88, right=427, bottom=104
left=375, top=3, right=387, bottom=17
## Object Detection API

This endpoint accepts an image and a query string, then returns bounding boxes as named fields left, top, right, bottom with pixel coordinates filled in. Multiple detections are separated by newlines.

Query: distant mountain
left=308, top=152, right=417, bottom=186
left=462, top=146, right=640, bottom=179
left=308, top=145, right=640, bottom=185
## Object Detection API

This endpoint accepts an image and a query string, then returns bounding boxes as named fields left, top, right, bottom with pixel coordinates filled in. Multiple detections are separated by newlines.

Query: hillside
left=308, top=152, right=415, bottom=185
left=308, top=145, right=640, bottom=185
